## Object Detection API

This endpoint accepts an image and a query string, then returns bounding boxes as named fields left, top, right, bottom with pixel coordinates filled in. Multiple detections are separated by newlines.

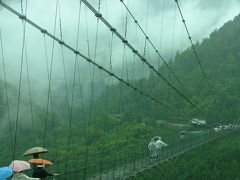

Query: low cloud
left=0, top=0, right=239, bottom=104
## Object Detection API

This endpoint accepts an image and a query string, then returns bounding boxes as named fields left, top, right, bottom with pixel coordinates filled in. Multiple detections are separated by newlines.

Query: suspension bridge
left=0, top=0, right=239, bottom=179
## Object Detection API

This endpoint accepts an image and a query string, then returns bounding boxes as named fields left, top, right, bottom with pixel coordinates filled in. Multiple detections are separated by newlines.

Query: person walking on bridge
left=148, top=139, right=157, bottom=163
left=32, top=164, right=59, bottom=179
left=155, top=137, right=167, bottom=160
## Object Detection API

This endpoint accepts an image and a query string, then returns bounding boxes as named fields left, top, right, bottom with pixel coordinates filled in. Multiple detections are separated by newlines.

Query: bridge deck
left=87, top=130, right=232, bottom=180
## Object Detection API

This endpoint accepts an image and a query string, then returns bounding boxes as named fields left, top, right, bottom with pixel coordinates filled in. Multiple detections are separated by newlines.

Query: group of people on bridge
left=148, top=136, right=168, bottom=163
left=148, top=131, right=188, bottom=163
left=0, top=147, right=59, bottom=180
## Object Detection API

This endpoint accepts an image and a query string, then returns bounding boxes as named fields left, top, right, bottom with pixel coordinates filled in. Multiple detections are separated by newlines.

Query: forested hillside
left=100, top=13, right=240, bottom=123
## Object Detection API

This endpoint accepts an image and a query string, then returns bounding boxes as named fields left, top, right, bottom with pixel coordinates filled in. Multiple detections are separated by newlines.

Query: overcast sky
left=0, top=0, right=240, bottom=100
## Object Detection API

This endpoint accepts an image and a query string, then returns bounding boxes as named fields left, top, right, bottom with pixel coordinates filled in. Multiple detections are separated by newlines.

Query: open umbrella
left=179, top=130, right=187, bottom=135
left=23, top=147, right=48, bottom=156
left=0, top=167, right=13, bottom=179
left=28, top=159, right=53, bottom=165
left=9, top=160, right=31, bottom=172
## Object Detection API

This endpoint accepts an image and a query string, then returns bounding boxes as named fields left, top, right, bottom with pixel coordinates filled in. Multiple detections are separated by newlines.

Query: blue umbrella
left=0, top=167, right=13, bottom=180
left=179, top=130, right=187, bottom=135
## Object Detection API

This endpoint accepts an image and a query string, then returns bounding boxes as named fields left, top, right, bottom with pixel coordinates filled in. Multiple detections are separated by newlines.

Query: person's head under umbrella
left=31, top=161, right=59, bottom=179
left=179, top=130, right=187, bottom=140
left=9, top=160, right=40, bottom=180
left=24, top=147, right=49, bottom=170
left=33, top=154, right=39, bottom=159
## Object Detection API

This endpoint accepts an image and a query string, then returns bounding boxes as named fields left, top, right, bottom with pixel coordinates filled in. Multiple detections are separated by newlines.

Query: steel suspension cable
left=174, top=0, right=207, bottom=81
left=174, top=0, right=221, bottom=120
left=0, top=1, right=189, bottom=120
left=121, top=0, right=186, bottom=91
left=80, top=0, right=206, bottom=117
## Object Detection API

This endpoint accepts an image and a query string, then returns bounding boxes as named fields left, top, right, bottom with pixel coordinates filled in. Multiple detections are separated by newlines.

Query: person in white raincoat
left=155, top=137, right=167, bottom=159
left=148, top=139, right=157, bottom=163
left=11, top=172, right=40, bottom=180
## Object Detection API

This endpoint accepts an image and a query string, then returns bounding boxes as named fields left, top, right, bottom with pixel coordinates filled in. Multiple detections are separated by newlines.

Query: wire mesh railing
left=82, top=128, right=236, bottom=180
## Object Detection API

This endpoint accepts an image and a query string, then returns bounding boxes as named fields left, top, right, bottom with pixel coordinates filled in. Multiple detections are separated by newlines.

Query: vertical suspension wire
left=42, top=33, right=60, bottom=172
left=178, top=0, right=184, bottom=54
left=111, top=3, right=129, bottom=178
left=102, top=1, right=118, bottom=179
left=71, top=1, right=83, bottom=179
left=59, top=2, right=71, bottom=120
left=72, top=54, right=86, bottom=179
left=85, top=5, right=91, bottom=59
left=131, top=54, right=138, bottom=171
left=24, top=38, right=36, bottom=146
left=56, top=2, right=77, bottom=176
left=122, top=0, right=133, bottom=175
left=98, top=35, right=113, bottom=180
left=21, top=0, right=36, bottom=147
left=141, top=0, right=149, bottom=91
left=159, top=0, right=165, bottom=54
left=74, top=59, right=85, bottom=180
left=123, top=0, right=130, bottom=83
left=170, top=4, right=177, bottom=61
left=156, top=0, right=165, bottom=114
left=141, top=0, right=151, bottom=167
left=119, top=0, right=133, bottom=176
left=117, top=47, right=125, bottom=177
left=20, top=0, right=24, bottom=14
left=177, top=0, right=187, bottom=118
left=0, top=29, right=14, bottom=160
left=64, top=0, right=84, bottom=179
left=12, top=0, right=27, bottom=159
left=98, top=1, right=114, bottom=178
left=83, top=2, right=100, bottom=178
left=166, top=5, right=175, bottom=151
left=57, top=1, right=72, bottom=179
left=42, top=0, right=59, bottom=153
left=166, top=2, right=177, bottom=122
left=82, top=5, right=91, bottom=179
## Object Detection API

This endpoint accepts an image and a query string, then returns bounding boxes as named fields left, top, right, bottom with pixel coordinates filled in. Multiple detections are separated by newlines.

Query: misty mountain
left=95, top=12, right=240, bottom=124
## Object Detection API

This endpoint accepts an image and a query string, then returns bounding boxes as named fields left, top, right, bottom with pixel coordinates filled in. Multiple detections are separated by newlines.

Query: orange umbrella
left=28, top=159, right=53, bottom=165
